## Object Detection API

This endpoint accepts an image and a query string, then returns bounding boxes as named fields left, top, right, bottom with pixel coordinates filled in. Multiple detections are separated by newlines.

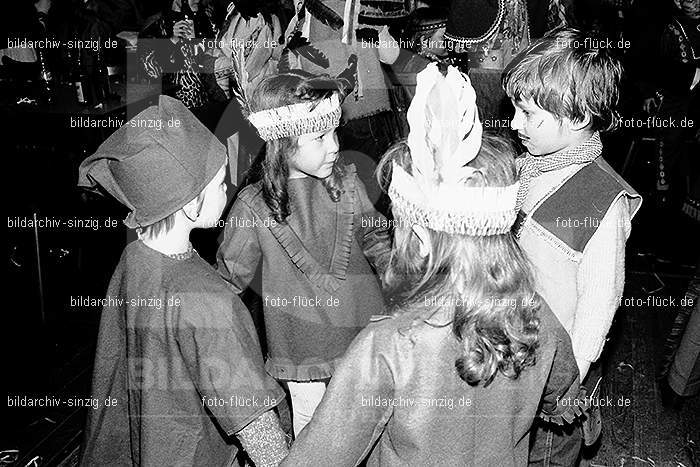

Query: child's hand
left=577, top=358, right=591, bottom=381
left=378, top=25, right=400, bottom=65
left=171, top=20, right=193, bottom=43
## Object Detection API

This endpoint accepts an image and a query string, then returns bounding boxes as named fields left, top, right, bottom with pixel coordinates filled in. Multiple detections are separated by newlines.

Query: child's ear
left=464, top=169, right=487, bottom=188
left=411, top=224, right=432, bottom=257
left=182, top=197, right=202, bottom=222
left=565, top=114, right=592, bottom=132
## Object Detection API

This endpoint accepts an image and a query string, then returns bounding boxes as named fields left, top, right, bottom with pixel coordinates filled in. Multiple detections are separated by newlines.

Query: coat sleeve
left=174, top=290, right=284, bottom=435
left=281, top=325, right=395, bottom=466
left=571, top=197, right=630, bottom=369
left=216, top=196, right=263, bottom=293
left=80, top=265, right=133, bottom=466
left=354, top=174, right=392, bottom=278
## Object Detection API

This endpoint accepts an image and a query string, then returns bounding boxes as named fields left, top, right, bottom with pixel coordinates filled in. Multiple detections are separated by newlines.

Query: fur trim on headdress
left=247, top=93, right=341, bottom=140
left=388, top=62, right=519, bottom=236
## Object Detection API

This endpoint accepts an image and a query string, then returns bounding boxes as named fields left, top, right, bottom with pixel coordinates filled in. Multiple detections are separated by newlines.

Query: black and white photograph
left=2, top=0, right=699, bottom=465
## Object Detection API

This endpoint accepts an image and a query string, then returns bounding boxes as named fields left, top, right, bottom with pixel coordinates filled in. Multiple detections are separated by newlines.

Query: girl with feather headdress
left=279, top=0, right=407, bottom=211
left=216, top=69, right=393, bottom=439
left=280, top=63, right=587, bottom=466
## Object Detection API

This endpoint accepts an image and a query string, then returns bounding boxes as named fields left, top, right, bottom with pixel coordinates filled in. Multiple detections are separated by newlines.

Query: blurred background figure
left=383, top=5, right=449, bottom=138
left=1, top=0, right=55, bottom=82
left=638, top=0, right=699, bottom=212
left=661, top=258, right=700, bottom=406
left=137, top=0, right=222, bottom=114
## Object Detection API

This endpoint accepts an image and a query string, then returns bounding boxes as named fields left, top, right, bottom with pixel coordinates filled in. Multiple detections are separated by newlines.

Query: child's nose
left=327, top=132, right=340, bottom=153
left=510, top=114, right=523, bottom=131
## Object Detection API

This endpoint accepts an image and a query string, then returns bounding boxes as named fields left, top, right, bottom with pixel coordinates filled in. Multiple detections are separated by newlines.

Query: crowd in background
left=1, top=1, right=698, bottom=465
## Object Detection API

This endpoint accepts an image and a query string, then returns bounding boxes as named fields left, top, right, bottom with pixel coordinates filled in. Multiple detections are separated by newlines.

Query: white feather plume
left=406, top=63, right=483, bottom=187
left=390, top=63, right=519, bottom=236
left=406, top=63, right=442, bottom=180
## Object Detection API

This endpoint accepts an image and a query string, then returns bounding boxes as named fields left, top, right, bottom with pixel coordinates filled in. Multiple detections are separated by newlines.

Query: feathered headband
left=247, top=93, right=342, bottom=141
left=388, top=63, right=519, bottom=236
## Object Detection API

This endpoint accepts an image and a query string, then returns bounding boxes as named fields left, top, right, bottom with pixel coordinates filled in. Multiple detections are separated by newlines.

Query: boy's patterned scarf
left=515, top=132, right=602, bottom=211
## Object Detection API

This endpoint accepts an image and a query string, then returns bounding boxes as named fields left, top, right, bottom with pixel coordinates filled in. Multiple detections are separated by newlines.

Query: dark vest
left=515, top=157, right=642, bottom=254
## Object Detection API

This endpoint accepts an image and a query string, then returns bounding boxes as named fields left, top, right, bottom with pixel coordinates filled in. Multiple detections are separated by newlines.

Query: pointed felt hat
left=78, top=95, right=227, bottom=228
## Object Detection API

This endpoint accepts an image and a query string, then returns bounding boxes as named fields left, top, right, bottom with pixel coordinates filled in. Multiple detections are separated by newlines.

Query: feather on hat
left=389, top=62, right=519, bottom=236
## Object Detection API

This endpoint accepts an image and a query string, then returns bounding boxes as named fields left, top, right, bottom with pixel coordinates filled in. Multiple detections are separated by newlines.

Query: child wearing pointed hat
left=78, top=95, right=288, bottom=466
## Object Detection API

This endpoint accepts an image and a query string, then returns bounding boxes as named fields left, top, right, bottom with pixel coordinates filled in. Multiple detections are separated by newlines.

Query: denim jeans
left=528, top=420, right=583, bottom=467
left=528, top=361, right=604, bottom=465
left=667, top=264, right=700, bottom=396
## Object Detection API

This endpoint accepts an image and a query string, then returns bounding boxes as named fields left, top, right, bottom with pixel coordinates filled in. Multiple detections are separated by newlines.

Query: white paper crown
left=388, top=63, right=519, bottom=236
left=247, top=93, right=342, bottom=141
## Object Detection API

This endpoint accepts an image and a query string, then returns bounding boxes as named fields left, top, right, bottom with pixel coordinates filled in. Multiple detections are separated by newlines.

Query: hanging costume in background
left=444, top=0, right=530, bottom=122
left=384, top=6, right=449, bottom=138
left=281, top=0, right=404, bottom=121
left=212, top=2, right=284, bottom=102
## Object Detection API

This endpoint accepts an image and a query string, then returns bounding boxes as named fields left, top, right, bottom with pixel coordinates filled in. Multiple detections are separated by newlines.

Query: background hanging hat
left=444, top=0, right=503, bottom=52
left=358, top=0, right=412, bottom=25
left=78, top=95, right=227, bottom=229
left=404, top=6, right=448, bottom=37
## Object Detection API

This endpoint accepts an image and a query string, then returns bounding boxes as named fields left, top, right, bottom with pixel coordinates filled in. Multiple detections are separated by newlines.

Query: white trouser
left=287, top=381, right=327, bottom=437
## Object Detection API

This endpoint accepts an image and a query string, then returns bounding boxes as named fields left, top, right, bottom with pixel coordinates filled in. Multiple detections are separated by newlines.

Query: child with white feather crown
left=280, top=63, right=587, bottom=466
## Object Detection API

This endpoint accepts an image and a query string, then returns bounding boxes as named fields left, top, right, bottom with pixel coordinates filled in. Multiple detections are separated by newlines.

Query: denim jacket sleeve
left=281, top=324, right=395, bottom=466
